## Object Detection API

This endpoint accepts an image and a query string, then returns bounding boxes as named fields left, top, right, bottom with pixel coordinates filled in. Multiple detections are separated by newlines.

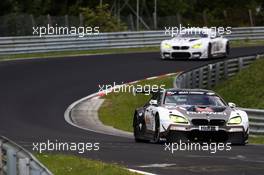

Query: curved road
left=1, top=46, right=264, bottom=175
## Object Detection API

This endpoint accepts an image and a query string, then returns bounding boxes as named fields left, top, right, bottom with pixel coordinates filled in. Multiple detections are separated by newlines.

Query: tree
left=81, top=4, right=127, bottom=32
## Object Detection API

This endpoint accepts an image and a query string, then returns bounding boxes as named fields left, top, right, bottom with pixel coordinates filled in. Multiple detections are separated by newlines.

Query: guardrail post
left=0, top=140, right=2, bottom=175
left=19, top=158, right=30, bottom=175
left=199, top=68, right=203, bottom=88
left=7, top=148, right=17, bottom=175
left=30, top=168, right=41, bottom=175
left=182, top=74, right=186, bottom=88
left=186, top=72, right=191, bottom=88
left=215, top=62, right=220, bottom=85
left=192, top=70, right=196, bottom=88
left=175, top=75, right=182, bottom=88
left=238, top=57, right=244, bottom=71
left=180, top=76, right=185, bottom=88
left=207, top=64, right=212, bottom=88
left=30, top=162, right=44, bottom=175
left=184, top=73, right=188, bottom=88
left=224, top=60, right=228, bottom=79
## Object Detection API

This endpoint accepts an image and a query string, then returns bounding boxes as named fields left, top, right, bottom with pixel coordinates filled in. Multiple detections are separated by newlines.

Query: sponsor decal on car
left=186, top=111, right=227, bottom=115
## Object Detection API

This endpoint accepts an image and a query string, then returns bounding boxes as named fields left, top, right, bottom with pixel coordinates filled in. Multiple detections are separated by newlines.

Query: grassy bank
left=249, top=136, right=264, bottom=144
left=213, top=58, right=264, bottom=109
left=98, top=74, right=176, bottom=132
left=0, top=47, right=158, bottom=61
left=36, top=154, right=138, bottom=175
left=230, top=39, right=264, bottom=48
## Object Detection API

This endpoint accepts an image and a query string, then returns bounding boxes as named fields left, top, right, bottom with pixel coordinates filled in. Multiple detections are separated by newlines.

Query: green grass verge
left=213, top=58, right=264, bottom=109
left=0, top=47, right=158, bottom=61
left=98, top=74, right=176, bottom=132
left=230, top=39, right=264, bottom=48
left=36, top=153, right=138, bottom=175
left=0, top=39, right=264, bottom=61
left=249, top=136, right=264, bottom=144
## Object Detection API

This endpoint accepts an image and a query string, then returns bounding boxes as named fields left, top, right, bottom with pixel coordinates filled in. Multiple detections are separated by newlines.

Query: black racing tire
left=241, top=130, right=249, bottom=146
left=229, top=131, right=248, bottom=146
left=133, top=113, right=148, bottom=143
left=153, top=114, right=161, bottom=143
left=225, top=42, right=230, bottom=57
left=236, top=136, right=247, bottom=146
left=207, top=43, right=213, bottom=59
left=161, top=53, right=167, bottom=60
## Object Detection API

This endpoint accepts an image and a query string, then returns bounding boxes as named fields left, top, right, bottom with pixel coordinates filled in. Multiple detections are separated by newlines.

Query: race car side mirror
left=149, top=100, right=158, bottom=106
left=228, top=102, right=236, bottom=108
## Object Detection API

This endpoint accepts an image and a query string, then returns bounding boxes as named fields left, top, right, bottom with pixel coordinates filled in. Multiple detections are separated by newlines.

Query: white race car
left=133, top=88, right=249, bottom=145
left=160, top=29, right=229, bottom=59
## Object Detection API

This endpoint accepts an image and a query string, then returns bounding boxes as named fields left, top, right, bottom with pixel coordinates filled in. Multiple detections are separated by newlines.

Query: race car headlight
left=169, top=115, right=189, bottom=124
left=192, top=43, right=202, bottom=49
left=227, top=116, right=242, bottom=125
left=162, top=43, right=172, bottom=49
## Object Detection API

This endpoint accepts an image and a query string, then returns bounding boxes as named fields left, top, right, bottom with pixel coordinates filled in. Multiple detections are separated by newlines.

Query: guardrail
left=0, top=136, right=52, bottom=175
left=175, top=54, right=264, bottom=135
left=0, top=26, right=264, bottom=55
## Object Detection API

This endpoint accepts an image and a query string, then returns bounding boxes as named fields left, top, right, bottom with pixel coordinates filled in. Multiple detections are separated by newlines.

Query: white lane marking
left=128, top=168, right=157, bottom=175
left=139, top=163, right=176, bottom=168
left=146, top=76, right=158, bottom=80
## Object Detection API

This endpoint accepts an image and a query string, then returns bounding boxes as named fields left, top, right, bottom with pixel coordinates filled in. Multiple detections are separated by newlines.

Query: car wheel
left=153, top=114, right=160, bottom=143
left=241, top=129, right=249, bottom=145
left=229, top=132, right=247, bottom=145
left=207, top=43, right=213, bottom=59
left=161, top=53, right=167, bottom=60
left=225, top=42, right=230, bottom=57
left=238, top=134, right=247, bottom=146
left=133, top=113, right=147, bottom=142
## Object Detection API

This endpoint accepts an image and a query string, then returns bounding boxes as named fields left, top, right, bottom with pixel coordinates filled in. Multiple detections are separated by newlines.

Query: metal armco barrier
left=0, top=136, right=52, bottom=175
left=175, top=54, right=264, bottom=135
left=0, top=27, right=264, bottom=55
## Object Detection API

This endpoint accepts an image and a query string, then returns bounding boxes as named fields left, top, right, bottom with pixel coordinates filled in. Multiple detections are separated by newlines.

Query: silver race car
left=133, top=88, right=249, bottom=145
left=160, top=29, right=229, bottom=59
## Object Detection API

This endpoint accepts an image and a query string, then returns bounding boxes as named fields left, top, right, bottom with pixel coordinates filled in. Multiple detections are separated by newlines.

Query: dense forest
left=0, top=0, right=262, bottom=16
left=1, top=0, right=264, bottom=36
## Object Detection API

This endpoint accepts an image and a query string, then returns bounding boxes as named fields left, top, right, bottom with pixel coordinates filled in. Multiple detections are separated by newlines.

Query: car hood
left=166, top=105, right=232, bottom=121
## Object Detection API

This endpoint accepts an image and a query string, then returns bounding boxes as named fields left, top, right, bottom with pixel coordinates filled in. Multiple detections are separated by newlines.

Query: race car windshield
left=164, top=94, right=226, bottom=107
left=179, top=32, right=208, bottom=38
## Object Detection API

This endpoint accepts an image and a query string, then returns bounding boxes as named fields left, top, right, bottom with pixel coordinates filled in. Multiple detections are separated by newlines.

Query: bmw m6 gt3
left=160, top=29, right=229, bottom=59
left=133, top=89, right=248, bottom=145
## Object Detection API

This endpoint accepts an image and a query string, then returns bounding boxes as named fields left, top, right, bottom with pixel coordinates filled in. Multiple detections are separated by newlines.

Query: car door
left=210, top=34, right=225, bottom=54
left=144, top=92, right=162, bottom=131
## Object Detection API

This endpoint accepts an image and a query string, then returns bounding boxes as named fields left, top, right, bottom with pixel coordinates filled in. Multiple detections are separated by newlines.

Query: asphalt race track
left=1, top=46, right=264, bottom=175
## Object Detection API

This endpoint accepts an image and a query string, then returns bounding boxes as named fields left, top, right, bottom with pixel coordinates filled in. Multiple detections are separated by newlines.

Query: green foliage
left=80, top=4, right=127, bottom=32
left=213, top=58, right=264, bottom=109
left=1, top=0, right=264, bottom=29
left=36, top=154, right=138, bottom=175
